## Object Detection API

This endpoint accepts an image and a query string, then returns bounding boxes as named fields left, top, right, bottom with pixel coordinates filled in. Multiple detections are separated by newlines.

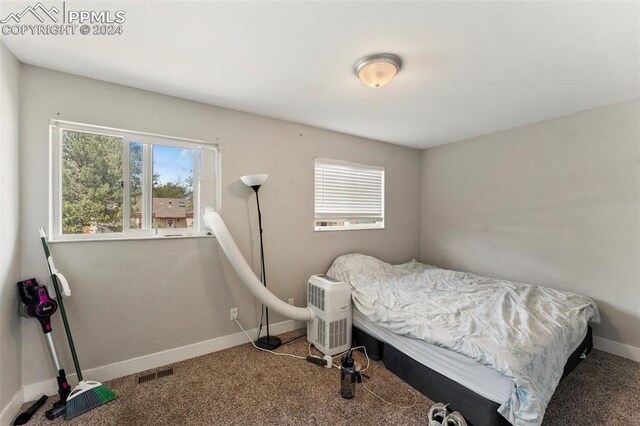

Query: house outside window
left=49, top=120, right=220, bottom=241
left=150, top=198, right=192, bottom=229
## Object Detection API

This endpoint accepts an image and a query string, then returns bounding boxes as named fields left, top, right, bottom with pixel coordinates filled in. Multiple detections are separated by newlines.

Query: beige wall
left=16, top=62, right=637, bottom=393
left=0, top=42, right=22, bottom=413
left=20, top=65, right=422, bottom=386
left=421, top=100, right=640, bottom=349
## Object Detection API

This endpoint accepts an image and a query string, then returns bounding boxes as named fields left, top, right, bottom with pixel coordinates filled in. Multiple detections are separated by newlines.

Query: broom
left=39, top=228, right=117, bottom=419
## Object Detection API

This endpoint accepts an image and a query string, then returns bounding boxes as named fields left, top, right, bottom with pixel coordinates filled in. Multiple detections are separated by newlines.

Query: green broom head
left=64, top=380, right=117, bottom=420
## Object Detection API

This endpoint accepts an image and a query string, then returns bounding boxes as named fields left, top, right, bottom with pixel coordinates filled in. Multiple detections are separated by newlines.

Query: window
left=50, top=120, right=220, bottom=241
left=314, top=159, right=384, bottom=231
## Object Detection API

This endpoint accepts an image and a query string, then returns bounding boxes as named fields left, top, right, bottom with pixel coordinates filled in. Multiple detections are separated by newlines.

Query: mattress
left=353, top=308, right=588, bottom=405
left=330, top=254, right=599, bottom=425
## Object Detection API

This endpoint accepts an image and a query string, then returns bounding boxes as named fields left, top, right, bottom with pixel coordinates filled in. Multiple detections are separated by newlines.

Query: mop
left=38, top=227, right=117, bottom=419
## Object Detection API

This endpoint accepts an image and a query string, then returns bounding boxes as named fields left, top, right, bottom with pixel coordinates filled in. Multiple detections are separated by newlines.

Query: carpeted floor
left=17, top=329, right=640, bottom=425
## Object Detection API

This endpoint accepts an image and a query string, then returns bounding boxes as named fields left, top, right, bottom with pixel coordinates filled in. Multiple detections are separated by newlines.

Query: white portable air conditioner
left=306, top=274, right=352, bottom=356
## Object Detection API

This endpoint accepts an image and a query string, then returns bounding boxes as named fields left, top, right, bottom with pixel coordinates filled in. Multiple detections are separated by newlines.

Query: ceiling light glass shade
left=241, top=174, right=268, bottom=187
left=354, top=53, right=402, bottom=88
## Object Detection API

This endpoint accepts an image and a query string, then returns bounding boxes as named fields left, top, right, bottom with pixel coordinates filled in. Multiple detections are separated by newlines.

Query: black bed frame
left=353, top=326, right=593, bottom=426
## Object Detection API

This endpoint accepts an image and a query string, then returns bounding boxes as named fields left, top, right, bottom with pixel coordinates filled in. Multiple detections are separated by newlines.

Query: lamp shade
left=354, top=53, right=402, bottom=88
left=241, top=174, right=268, bottom=187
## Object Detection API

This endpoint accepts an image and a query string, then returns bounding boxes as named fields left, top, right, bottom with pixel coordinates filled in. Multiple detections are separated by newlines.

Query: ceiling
left=1, top=1, right=639, bottom=148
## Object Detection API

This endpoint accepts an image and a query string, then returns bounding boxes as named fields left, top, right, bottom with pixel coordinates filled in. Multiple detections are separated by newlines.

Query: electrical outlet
left=230, top=308, right=238, bottom=321
left=288, top=298, right=294, bottom=305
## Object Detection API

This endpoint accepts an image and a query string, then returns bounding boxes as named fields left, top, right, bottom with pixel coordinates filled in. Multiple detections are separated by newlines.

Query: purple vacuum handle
left=17, top=278, right=57, bottom=333
left=33, top=286, right=57, bottom=334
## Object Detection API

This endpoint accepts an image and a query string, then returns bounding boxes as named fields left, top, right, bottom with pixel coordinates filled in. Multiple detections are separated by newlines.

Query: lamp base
left=255, top=336, right=282, bottom=350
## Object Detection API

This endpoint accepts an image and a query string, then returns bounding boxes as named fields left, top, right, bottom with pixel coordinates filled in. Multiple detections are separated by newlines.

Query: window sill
left=48, top=234, right=215, bottom=243
left=314, top=225, right=385, bottom=232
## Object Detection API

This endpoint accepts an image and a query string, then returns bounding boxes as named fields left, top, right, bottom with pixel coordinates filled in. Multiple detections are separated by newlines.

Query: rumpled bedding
left=327, top=254, right=600, bottom=426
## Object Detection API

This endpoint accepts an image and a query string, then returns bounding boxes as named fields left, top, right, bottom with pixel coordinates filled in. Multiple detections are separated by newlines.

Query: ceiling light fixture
left=354, top=53, right=402, bottom=88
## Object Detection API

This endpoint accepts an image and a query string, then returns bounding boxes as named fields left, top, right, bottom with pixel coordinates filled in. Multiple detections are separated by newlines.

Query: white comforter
left=327, top=254, right=600, bottom=426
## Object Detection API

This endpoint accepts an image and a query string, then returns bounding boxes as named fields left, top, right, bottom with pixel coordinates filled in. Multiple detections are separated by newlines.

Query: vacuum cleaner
left=37, top=227, right=117, bottom=419
left=17, top=278, right=71, bottom=420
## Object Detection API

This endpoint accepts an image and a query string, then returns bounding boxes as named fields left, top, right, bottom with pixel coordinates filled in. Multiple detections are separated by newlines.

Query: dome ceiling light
left=354, top=53, right=402, bottom=88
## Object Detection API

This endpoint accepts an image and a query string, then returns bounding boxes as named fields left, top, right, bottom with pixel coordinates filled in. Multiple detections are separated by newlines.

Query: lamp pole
left=248, top=181, right=281, bottom=350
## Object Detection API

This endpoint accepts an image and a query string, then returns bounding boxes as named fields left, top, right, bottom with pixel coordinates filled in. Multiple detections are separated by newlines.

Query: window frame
left=314, top=158, right=385, bottom=232
left=49, top=120, right=221, bottom=242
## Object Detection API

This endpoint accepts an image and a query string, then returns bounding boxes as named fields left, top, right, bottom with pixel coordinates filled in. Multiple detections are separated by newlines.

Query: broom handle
left=40, top=234, right=84, bottom=382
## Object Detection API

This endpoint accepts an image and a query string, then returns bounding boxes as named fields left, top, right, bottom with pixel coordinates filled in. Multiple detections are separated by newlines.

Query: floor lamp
left=240, top=174, right=282, bottom=350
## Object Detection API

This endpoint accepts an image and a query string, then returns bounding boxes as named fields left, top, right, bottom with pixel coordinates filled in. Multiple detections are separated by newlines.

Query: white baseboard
left=19, top=321, right=636, bottom=407
left=22, top=319, right=305, bottom=402
left=0, top=388, right=24, bottom=426
left=593, top=336, right=640, bottom=362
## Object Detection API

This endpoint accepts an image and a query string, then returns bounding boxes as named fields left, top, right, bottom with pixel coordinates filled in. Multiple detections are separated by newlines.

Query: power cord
left=236, top=319, right=416, bottom=409
left=361, top=380, right=418, bottom=409
left=256, top=304, right=264, bottom=340
left=309, top=342, right=415, bottom=408
left=309, top=343, right=370, bottom=372
left=235, top=318, right=306, bottom=360
left=281, top=333, right=307, bottom=345
left=256, top=266, right=265, bottom=340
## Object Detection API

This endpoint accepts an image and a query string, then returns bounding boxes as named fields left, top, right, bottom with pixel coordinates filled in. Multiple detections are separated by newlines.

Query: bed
left=327, top=254, right=600, bottom=426
left=353, top=309, right=593, bottom=426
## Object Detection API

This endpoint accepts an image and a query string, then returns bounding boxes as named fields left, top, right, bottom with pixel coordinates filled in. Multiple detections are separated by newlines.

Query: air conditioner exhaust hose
left=204, top=207, right=315, bottom=322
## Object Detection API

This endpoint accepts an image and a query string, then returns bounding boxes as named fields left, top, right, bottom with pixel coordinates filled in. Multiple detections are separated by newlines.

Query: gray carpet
left=17, top=330, right=640, bottom=425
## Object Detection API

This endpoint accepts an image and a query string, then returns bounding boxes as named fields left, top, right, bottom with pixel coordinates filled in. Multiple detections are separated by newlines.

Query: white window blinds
left=314, top=159, right=384, bottom=230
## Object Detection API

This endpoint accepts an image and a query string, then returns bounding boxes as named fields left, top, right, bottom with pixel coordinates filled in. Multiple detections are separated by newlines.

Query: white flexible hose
left=204, top=207, right=314, bottom=322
